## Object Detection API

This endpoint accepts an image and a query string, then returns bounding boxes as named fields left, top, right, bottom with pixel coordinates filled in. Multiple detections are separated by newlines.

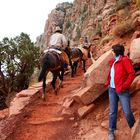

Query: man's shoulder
left=121, top=56, right=133, bottom=63
left=56, top=33, right=65, bottom=37
left=122, top=56, right=131, bottom=61
left=51, top=33, right=62, bottom=37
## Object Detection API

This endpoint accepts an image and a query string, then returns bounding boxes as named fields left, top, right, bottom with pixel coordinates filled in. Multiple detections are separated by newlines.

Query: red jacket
left=105, top=55, right=135, bottom=93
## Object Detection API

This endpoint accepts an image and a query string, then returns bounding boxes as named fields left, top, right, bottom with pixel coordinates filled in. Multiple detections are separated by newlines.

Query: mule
left=38, top=49, right=69, bottom=100
left=70, top=45, right=91, bottom=77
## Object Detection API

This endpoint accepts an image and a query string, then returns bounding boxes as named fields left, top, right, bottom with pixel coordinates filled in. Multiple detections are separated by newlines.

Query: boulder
left=77, top=104, right=95, bottom=118
left=130, top=75, right=140, bottom=94
left=130, top=38, right=140, bottom=64
left=73, top=50, right=113, bottom=105
left=62, top=98, right=74, bottom=108
left=73, top=85, right=105, bottom=105
left=84, top=50, right=113, bottom=87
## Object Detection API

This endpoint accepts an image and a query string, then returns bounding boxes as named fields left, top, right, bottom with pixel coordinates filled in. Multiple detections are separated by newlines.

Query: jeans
left=109, top=87, right=135, bottom=130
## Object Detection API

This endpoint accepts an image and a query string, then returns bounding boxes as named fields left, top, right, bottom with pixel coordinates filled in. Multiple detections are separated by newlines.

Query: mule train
left=38, top=42, right=91, bottom=100
left=70, top=44, right=91, bottom=77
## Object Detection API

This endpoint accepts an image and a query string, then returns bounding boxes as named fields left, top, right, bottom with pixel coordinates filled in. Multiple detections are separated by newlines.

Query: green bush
left=66, top=20, right=71, bottom=29
left=0, top=33, right=40, bottom=108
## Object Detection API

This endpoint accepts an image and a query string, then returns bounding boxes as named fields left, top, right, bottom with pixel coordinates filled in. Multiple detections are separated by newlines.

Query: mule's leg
left=71, top=62, right=74, bottom=77
left=83, top=60, right=86, bottom=72
left=74, top=61, right=78, bottom=75
left=51, top=73, right=58, bottom=95
left=60, top=68, right=64, bottom=81
left=42, top=76, right=46, bottom=101
left=68, top=58, right=73, bottom=77
left=59, top=69, right=64, bottom=88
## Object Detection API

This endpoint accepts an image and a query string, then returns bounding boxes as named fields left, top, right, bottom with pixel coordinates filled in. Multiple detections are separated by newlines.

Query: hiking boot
left=108, top=130, right=115, bottom=140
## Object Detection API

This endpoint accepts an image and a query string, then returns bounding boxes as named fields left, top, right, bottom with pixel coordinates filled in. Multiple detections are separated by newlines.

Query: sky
left=0, top=0, right=73, bottom=42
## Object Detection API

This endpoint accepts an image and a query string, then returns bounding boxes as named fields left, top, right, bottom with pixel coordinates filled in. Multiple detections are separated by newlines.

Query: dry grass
left=112, top=20, right=134, bottom=37
left=116, top=0, right=130, bottom=10
left=100, top=35, right=114, bottom=45
left=136, top=0, right=140, bottom=9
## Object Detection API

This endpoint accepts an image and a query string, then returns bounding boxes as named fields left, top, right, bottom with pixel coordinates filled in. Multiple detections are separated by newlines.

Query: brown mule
left=70, top=45, right=91, bottom=77
left=38, top=49, right=69, bottom=101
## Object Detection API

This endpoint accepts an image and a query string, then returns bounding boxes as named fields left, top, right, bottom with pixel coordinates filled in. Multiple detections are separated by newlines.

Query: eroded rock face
left=36, top=0, right=120, bottom=49
left=0, top=81, right=52, bottom=140
left=43, top=9, right=65, bottom=48
left=37, top=2, right=73, bottom=49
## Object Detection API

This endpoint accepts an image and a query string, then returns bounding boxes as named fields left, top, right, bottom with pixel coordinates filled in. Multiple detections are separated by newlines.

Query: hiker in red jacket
left=105, top=44, right=136, bottom=140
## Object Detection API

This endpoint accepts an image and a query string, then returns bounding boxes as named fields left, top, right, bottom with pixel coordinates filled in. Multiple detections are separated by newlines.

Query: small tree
left=0, top=33, right=40, bottom=109
left=116, top=0, right=130, bottom=10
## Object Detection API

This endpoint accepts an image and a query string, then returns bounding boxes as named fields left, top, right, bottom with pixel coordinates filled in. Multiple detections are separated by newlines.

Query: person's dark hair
left=112, top=44, right=125, bottom=56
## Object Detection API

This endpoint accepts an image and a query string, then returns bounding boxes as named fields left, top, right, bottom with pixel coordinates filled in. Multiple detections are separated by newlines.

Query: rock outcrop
left=130, top=38, right=140, bottom=64
left=36, top=0, right=135, bottom=54
left=73, top=50, right=113, bottom=105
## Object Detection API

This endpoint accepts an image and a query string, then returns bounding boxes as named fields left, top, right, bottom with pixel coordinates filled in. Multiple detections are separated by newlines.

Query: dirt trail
left=7, top=61, right=140, bottom=140
left=7, top=66, right=86, bottom=140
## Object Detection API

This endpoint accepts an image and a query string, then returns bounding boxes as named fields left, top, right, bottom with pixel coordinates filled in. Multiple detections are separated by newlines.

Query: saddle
left=44, top=48, right=69, bottom=65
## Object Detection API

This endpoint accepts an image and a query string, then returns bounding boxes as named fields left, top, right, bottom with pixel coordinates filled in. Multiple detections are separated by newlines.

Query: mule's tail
left=38, top=58, right=48, bottom=82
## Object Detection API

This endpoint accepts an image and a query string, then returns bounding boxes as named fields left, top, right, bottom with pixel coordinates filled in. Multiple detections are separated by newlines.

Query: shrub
left=81, top=12, right=88, bottom=23
left=116, top=0, right=130, bottom=10
left=0, top=33, right=40, bottom=108
left=55, top=7, right=66, bottom=13
left=66, top=20, right=71, bottom=29
left=113, top=20, right=134, bottom=37
left=100, top=35, right=114, bottom=45
left=136, top=0, right=140, bottom=9
left=93, top=0, right=96, bottom=7
left=93, top=22, right=102, bottom=36
left=80, top=4, right=87, bottom=15
left=76, top=27, right=81, bottom=40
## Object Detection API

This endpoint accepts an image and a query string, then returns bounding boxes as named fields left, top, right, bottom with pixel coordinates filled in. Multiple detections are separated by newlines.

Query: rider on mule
left=49, top=26, right=69, bottom=68
left=78, top=36, right=90, bottom=60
